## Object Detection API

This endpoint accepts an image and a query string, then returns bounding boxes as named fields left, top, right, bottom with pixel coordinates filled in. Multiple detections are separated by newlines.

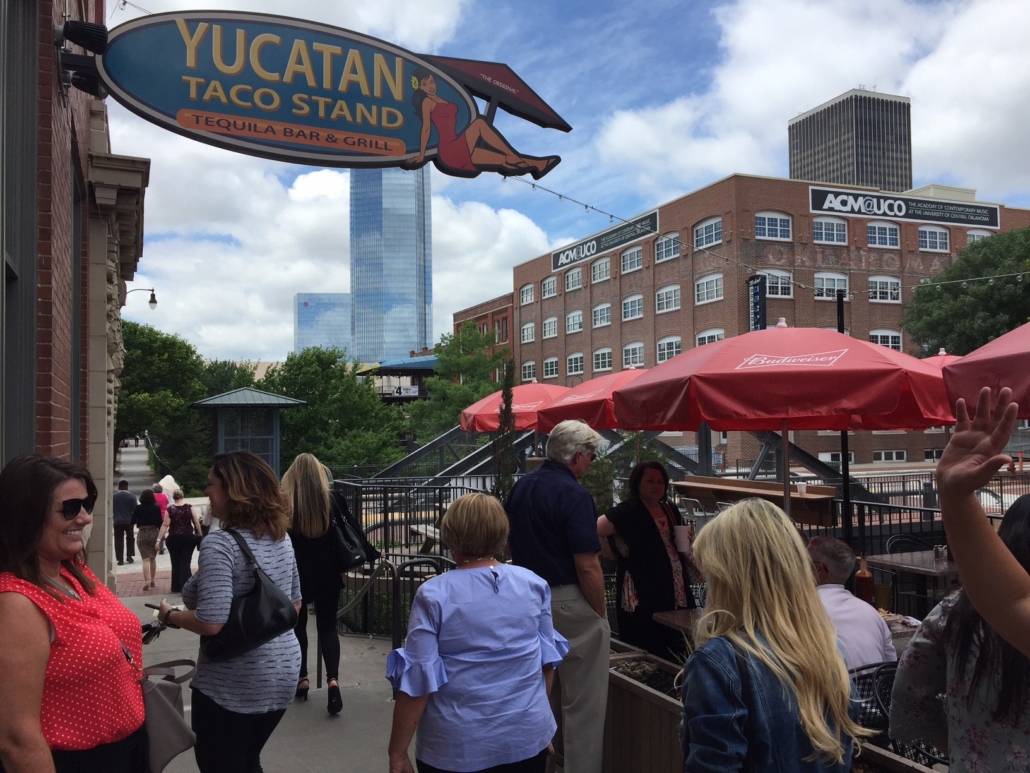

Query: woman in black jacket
left=597, top=462, right=698, bottom=658
left=282, top=453, right=380, bottom=715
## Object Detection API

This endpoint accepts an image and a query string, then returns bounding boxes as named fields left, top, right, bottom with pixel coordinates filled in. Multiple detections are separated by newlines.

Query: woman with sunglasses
left=0, top=455, right=148, bottom=772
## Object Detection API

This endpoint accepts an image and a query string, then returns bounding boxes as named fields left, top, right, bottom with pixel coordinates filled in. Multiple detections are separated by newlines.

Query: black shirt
left=131, top=502, right=163, bottom=528
left=505, top=460, right=600, bottom=586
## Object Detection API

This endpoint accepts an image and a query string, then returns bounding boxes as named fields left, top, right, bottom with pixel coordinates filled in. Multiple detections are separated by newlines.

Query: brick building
left=456, top=174, right=1030, bottom=467
left=2, top=1, right=150, bottom=586
left=452, top=291, right=514, bottom=358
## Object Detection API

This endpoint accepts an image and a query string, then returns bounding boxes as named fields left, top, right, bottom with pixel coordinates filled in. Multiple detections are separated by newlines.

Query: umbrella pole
left=782, top=418, right=791, bottom=518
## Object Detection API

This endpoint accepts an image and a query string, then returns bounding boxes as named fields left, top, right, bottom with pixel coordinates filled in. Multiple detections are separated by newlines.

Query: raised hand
left=936, top=387, right=1018, bottom=500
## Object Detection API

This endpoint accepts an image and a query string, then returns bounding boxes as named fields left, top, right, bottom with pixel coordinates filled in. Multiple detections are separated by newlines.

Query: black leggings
left=49, top=724, right=148, bottom=772
left=166, top=534, right=197, bottom=592
left=191, top=687, right=285, bottom=773
left=295, top=591, right=341, bottom=681
left=416, top=749, right=548, bottom=773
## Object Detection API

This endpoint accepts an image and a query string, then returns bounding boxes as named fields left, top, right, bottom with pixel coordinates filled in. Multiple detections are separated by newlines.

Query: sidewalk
left=120, top=593, right=395, bottom=773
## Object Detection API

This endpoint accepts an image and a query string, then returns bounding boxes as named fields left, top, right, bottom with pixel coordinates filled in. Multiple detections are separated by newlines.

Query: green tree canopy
left=200, top=359, right=256, bottom=395
left=408, top=321, right=508, bottom=442
left=902, top=226, right=1030, bottom=355
left=257, top=347, right=406, bottom=470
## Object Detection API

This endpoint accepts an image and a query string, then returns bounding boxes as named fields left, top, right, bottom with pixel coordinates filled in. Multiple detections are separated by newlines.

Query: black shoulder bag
left=328, top=490, right=370, bottom=572
left=200, top=529, right=298, bottom=662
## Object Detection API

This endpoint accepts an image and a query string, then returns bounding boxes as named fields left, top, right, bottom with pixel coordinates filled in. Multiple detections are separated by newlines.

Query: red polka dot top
left=0, top=564, right=145, bottom=750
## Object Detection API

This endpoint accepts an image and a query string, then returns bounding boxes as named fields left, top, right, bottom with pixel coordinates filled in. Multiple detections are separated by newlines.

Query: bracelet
left=162, top=607, right=182, bottom=629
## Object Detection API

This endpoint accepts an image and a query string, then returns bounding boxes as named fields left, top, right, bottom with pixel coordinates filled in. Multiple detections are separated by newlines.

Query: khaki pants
left=550, top=584, right=611, bottom=773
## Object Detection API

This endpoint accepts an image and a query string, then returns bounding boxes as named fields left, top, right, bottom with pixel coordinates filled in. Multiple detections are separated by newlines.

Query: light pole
left=126, top=287, right=158, bottom=310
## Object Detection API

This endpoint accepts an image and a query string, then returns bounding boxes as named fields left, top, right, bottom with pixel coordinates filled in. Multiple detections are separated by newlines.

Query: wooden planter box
left=603, top=653, right=683, bottom=773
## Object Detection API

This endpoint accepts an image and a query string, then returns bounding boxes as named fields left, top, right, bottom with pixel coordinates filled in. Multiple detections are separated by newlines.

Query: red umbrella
left=943, top=320, right=1030, bottom=417
left=460, top=382, right=570, bottom=432
left=612, top=327, right=952, bottom=514
left=922, top=347, right=962, bottom=370
left=536, top=369, right=648, bottom=433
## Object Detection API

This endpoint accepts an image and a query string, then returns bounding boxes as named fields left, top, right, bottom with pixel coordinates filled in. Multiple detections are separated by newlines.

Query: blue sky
left=110, top=0, right=1030, bottom=361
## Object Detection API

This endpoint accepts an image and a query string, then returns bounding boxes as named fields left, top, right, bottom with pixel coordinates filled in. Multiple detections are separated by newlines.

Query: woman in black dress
left=597, top=462, right=698, bottom=658
left=281, top=453, right=379, bottom=715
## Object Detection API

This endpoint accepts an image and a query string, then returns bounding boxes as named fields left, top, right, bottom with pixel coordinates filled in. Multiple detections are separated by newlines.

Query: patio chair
left=848, top=661, right=894, bottom=739
left=689, top=583, right=707, bottom=608
left=716, top=501, right=735, bottom=513
left=871, top=662, right=948, bottom=768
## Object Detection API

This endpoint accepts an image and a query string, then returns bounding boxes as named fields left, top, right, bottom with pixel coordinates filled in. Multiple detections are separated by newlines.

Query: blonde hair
left=280, top=453, right=331, bottom=539
left=440, top=493, right=508, bottom=557
left=692, top=498, right=869, bottom=763
left=172, top=489, right=184, bottom=501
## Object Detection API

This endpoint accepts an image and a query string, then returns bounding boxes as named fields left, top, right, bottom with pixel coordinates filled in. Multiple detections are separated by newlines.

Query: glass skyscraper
left=293, top=293, right=352, bottom=355
left=350, top=166, right=432, bottom=364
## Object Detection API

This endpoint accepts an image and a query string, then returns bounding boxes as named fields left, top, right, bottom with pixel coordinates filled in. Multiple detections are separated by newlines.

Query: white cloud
left=594, top=0, right=1030, bottom=201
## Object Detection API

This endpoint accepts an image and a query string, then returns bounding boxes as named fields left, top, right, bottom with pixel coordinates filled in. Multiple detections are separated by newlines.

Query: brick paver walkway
left=116, top=568, right=178, bottom=598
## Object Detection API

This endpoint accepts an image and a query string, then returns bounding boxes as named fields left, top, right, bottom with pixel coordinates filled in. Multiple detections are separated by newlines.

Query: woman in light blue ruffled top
left=386, top=493, right=569, bottom=773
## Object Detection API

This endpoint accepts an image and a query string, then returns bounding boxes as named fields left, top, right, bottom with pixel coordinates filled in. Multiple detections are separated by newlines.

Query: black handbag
left=329, top=492, right=368, bottom=572
left=200, top=529, right=298, bottom=662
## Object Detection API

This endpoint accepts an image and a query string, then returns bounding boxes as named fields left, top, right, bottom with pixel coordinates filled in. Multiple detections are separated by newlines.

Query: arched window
left=694, top=217, right=722, bottom=248
left=696, top=329, right=724, bottom=347
left=656, top=336, right=682, bottom=362
left=541, top=276, right=557, bottom=298
left=567, top=353, right=584, bottom=375
left=918, top=226, right=949, bottom=252
left=521, top=361, right=536, bottom=382
left=520, top=322, right=535, bottom=343
left=542, top=358, right=559, bottom=379
left=593, top=348, right=613, bottom=372
left=967, top=229, right=993, bottom=245
left=519, top=284, right=534, bottom=305
left=867, top=221, right=900, bottom=248
left=813, top=216, right=847, bottom=244
left=621, top=247, right=643, bottom=273
left=592, top=303, right=611, bottom=328
left=868, top=276, right=901, bottom=303
left=622, top=294, right=644, bottom=321
left=591, top=257, right=610, bottom=283
left=655, top=284, right=681, bottom=313
left=694, top=273, right=724, bottom=304
left=655, top=233, right=680, bottom=261
left=755, top=211, right=791, bottom=241
left=542, top=317, right=558, bottom=339
left=566, top=310, right=583, bottom=334
left=758, top=269, right=792, bottom=298
left=565, top=267, right=582, bottom=291
left=623, top=342, right=644, bottom=368
left=869, top=329, right=902, bottom=351
left=814, top=272, right=848, bottom=300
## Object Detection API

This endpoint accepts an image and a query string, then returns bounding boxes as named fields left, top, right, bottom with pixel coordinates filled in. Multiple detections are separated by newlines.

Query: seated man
left=808, top=536, right=897, bottom=671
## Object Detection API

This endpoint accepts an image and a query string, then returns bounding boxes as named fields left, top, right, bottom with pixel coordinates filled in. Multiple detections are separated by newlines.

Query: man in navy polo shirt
left=506, top=419, right=609, bottom=773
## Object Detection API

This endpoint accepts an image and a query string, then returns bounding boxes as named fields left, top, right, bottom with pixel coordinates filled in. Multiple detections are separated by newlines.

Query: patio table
left=865, top=551, right=958, bottom=619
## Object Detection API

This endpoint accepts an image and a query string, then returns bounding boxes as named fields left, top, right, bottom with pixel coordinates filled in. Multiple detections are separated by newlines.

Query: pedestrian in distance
left=131, top=488, right=162, bottom=590
left=387, top=493, right=568, bottom=773
left=156, top=489, right=203, bottom=594
left=281, top=452, right=380, bottom=716
left=505, top=419, right=609, bottom=773
left=112, top=479, right=137, bottom=566
left=152, top=483, right=169, bottom=555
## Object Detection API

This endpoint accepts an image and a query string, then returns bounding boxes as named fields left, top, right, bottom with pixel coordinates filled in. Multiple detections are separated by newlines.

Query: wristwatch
left=161, top=607, right=182, bottom=629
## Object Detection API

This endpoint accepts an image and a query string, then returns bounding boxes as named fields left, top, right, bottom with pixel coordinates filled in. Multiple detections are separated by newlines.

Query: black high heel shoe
left=327, top=680, right=342, bottom=715
left=295, top=677, right=309, bottom=701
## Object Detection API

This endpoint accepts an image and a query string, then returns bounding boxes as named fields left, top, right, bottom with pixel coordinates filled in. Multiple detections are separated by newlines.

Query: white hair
left=546, top=420, right=602, bottom=465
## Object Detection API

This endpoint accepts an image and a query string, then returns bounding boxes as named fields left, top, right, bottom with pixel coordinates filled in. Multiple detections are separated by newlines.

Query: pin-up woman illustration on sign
left=405, top=66, right=561, bottom=179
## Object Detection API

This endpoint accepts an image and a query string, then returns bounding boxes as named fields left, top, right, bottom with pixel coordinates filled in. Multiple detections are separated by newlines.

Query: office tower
left=789, top=89, right=912, bottom=192
left=294, top=293, right=352, bottom=355
left=350, top=166, right=432, bottom=364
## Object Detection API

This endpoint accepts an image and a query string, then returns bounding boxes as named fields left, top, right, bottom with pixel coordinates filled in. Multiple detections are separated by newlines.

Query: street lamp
left=126, top=287, right=158, bottom=310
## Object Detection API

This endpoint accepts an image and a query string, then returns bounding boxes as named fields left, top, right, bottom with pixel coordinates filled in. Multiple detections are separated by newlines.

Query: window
left=591, top=257, right=610, bottom=283
left=967, top=230, right=993, bottom=245
left=520, top=322, right=535, bottom=343
left=867, top=221, right=900, bottom=248
left=869, top=276, right=901, bottom=303
left=542, top=317, right=557, bottom=339
left=565, top=267, right=582, bottom=291
left=755, top=212, right=791, bottom=240
left=657, top=336, right=682, bottom=362
left=873, top=450, right=907, bottom=463
left=567, top=353, right=584, bottom=375
left=623, top=342, right=645, bottom=368
left=918, top=226, right=949, bottom=252
left=621, top=247, right=643, bottom=274
left=818, top=451, right=855, bottom=464
left=759, top=270, right=793, bottom=298
left=592, top=303, right=611, bottom=328
left=870, top=329, right=902, bottom=351
left=520, top=284, right=534, bottom=305
left=696, top=329, right=725, bottom=347
left=655, top=233, right=680, bottom=261
left=814, top=272, right=848, bottom=300
left=622, top=294, right=644, bottom=321
left=494, top=318, right=508, bottom=343
left=541, top=276, right=557, bottom=298
left=521, top=361, right=536, bottom=382
left=694, top=274, right=724, bottom=304
left=694, top=217, right=722, bottom=248
left=543, top=357, right=559, bottom=379
left=593, top=348, right=613, bottom=372
left=813, top=217, right=847, bottom=244
left=924, top=448, right=944, bottom=461
left=566, top=310, right=583, bottom=334
left=655, top=285, right=681, bottom=313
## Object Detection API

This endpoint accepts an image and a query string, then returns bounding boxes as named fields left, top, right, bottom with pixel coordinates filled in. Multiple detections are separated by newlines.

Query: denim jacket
left=680, top=636, right=856, bottom=772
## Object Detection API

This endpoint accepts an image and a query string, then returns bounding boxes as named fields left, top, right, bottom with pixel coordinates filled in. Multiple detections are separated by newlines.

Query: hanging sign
left=97, top=11, right=569, bottom=178
left=809, top=186, right=1000, bottom=228
left=550, top=212, right=659, bottom=272
left=748, top=274, right=767, bottom=332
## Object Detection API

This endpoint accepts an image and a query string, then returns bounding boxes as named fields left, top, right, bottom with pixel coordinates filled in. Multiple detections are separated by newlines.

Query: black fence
left=332, top=472, right=1030, bottom=639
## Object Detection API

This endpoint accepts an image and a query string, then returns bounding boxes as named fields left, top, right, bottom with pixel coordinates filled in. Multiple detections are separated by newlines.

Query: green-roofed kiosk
left=191, top=388, right=307, bottom=476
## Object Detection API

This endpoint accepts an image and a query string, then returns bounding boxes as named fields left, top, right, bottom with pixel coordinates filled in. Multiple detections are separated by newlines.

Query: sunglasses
left=59, top=496, right=97, bottom=520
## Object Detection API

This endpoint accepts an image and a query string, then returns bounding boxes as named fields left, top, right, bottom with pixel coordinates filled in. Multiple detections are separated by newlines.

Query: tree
left=902, top=227, right=1030, bottom=355
left=257, top=347, right=406, bottom=470
left=200, top=359, right=256, bottom=395
left=408, top=321, right=508, bottom=442
left=491, top=359, right=517, bottom=501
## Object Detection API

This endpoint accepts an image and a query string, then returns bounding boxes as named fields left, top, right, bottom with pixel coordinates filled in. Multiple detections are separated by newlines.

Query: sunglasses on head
left=59, top=496, right=96, bottom=520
